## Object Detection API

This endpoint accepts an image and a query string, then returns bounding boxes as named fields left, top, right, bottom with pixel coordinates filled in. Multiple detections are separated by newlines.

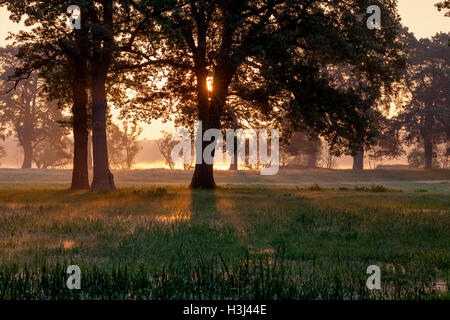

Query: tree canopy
left=112, top=0, right=405, bottom=187
left=394, top=31, right=449, bottom=169
left=3, top=1, right=437, bottom=188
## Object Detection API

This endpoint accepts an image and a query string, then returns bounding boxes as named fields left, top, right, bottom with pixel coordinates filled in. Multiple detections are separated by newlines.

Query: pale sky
left=0, top=0, right=448, bottom=140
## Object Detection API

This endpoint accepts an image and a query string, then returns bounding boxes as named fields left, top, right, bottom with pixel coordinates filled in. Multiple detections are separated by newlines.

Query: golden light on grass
left=63, top=240, right=76, bottom=249
left=153, top=213, right=191, bottom=223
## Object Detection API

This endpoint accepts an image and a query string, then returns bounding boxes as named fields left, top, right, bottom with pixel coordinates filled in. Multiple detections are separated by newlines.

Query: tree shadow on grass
left=189, top=189, right=220, bottom=223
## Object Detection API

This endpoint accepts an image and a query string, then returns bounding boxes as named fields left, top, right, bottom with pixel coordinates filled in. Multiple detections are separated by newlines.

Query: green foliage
left=114, top=0, right=405, bottom=157
left=395, top=31, right=449, bottom=166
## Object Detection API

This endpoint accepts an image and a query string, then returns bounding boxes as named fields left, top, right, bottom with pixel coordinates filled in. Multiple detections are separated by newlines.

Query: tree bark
left=70, top=58, right=90, bottom=190
left=191, top=163, right=216, bottom=189
left=424, top=139, right=433, bottom=169
left=87, top=131, right=93, bottom=170
left=190, top=65, right=216, bottom=188
left=70, top=8, right=90, bottom=190
left=189, top=8, right=234, bottom=188
left=352, top=147, right=364, bottom=170
left=90, top=1, right=115, bottom=191
left=90, top=70, right=115, bottom=191
left=21, top=137, right=32, bottom=169
left=306, top=135, right=320, bottom=169
left=20, top=76, right=36, bottom=169
left=190, top=114, right=218, bottom=189
left=423, top=114, right=433, bottom=170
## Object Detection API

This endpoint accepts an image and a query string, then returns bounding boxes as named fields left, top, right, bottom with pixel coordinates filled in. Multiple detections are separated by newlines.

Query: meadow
left=0, top=168, right=448, bottom=299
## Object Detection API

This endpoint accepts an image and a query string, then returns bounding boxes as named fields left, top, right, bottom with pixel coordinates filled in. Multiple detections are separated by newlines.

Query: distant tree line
left=0, top=47, right=142, bottom=171
left=0, top=0, right=447, bottom=191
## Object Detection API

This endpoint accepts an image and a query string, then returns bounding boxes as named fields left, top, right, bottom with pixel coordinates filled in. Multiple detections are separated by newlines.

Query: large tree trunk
left=190, top=66, right=231, bottom=189
left=21, top=137, right=32, bottom=169
left=70, top=58, right=90, bottom=190
left=424, top=139, right=433, bottom=170
left=89, top=2, right=115, bottom=191
left=306, top=135, right=319, bottom=169
left=190, top=115, right=218, bottom=189
left=69, top=7, right=90, bottom=189
left=191, top=163, right=216, bottom=189
left=90, top=70, right=115, bottom=191
left=423, top=113, right=433, bottom=170
left=90, top=1, right=115, bottom=191
left=20, top=76, right=36, bottom=169
left=189, top=10, right=234, bottom=188
left=352, top=148, right=364, bottom=170
left=87, top=131, right=93, bottom=170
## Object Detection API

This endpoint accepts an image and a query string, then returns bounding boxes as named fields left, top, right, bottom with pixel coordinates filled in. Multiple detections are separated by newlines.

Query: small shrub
left=370, top=185, right=388, bottom=192
left=353, top=185, right=399, bottom=193
left=306, top=184, right=322, bottom=191
left=133, top=187, right=167, bottom=198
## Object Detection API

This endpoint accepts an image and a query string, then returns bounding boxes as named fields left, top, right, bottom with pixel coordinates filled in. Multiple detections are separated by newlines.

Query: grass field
left=0, top=169, right=448, bottom=299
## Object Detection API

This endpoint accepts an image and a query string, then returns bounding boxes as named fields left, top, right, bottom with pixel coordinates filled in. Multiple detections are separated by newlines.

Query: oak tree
left=116, top=0, right=405, bottom=188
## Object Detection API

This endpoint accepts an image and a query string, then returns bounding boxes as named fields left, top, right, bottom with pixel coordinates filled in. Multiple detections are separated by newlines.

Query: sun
left=206, top=76, right=213, bottom=92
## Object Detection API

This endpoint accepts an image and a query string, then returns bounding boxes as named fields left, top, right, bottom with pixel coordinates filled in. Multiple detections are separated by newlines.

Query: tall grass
left=1, top=248, right=444, bottom=300
left=0, top=185, right=448, bottom=300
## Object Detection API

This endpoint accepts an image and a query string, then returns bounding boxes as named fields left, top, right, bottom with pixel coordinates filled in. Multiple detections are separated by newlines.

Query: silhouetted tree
left=367, top=117, right=404, bottom=168
left=107, top=122, right=142, bottom=170
left=33, top=136, right=72, bottom=169
left=157, top=131, right=178, bottom=170
left=1, top=0, right=152, bottom=190
left=117, top=0, right=405, bottom=188
left=407, top=146, right=425, bottom=169
left=320, top=142, right=335, bottom=169
left=395, top=31, right=449, bottom=169
left=0, top=47, right=66, bottom=169
left=0, top=1, right=92, bottom=188
left=284, top=132, right=321, bottom=168
left=0, top=134, right=6, bottom=165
